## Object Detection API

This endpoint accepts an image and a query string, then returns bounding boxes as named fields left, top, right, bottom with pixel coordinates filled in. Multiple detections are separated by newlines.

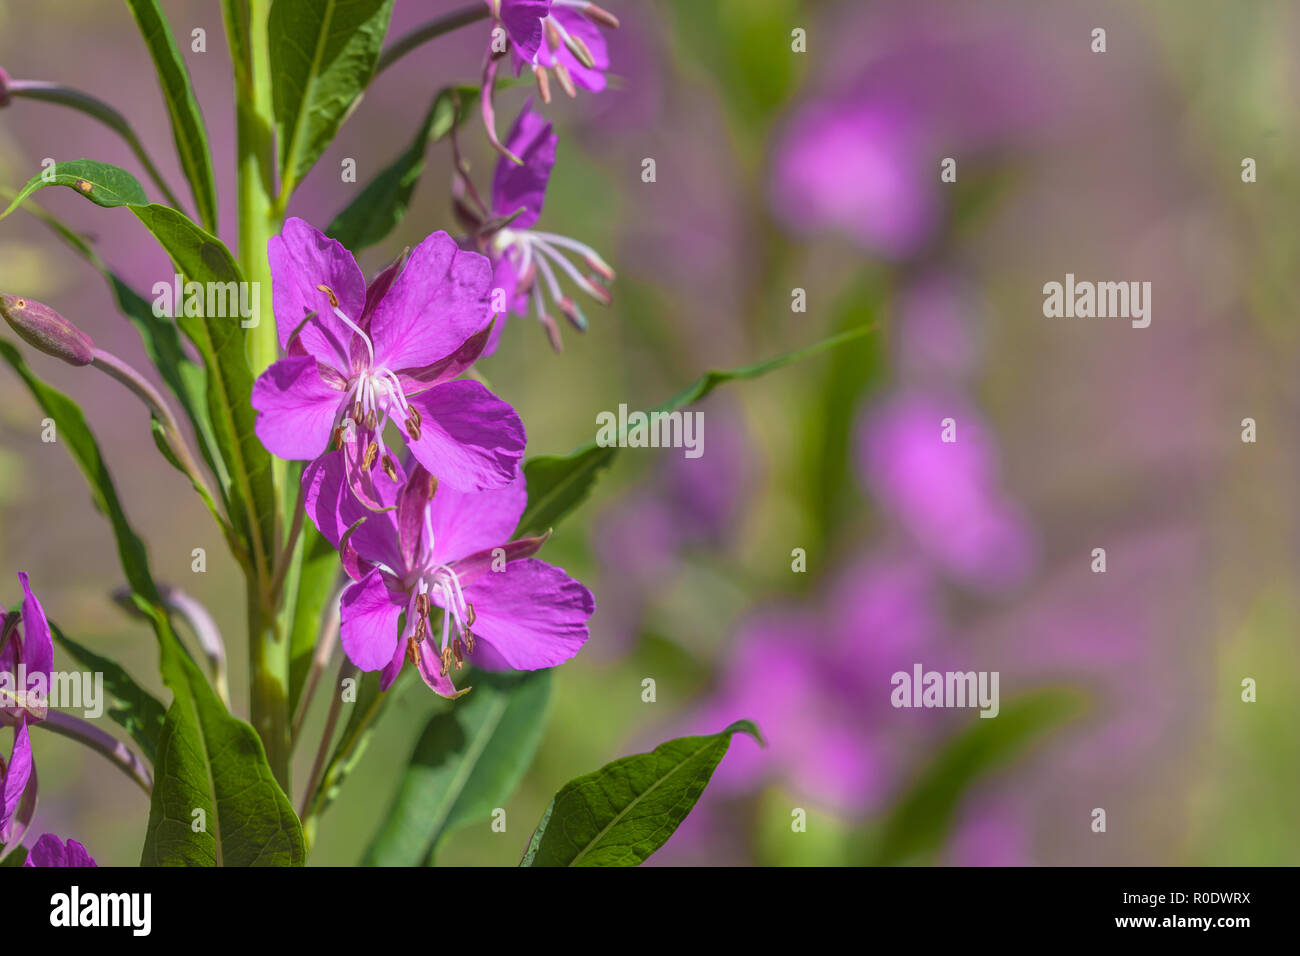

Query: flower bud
left=0, top=294, right=95, bottom=366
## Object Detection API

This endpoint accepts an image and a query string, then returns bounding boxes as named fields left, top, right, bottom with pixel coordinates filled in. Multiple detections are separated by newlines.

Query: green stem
left=374, top=5, right=489, bottom=77
left=226, top=0, right=290, bottom=789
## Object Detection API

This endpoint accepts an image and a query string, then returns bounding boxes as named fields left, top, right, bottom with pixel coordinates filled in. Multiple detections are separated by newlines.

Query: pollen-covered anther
left=381, top=455, right=398, bottom=482
left=453, top=638, right=464, bottom=670
left=362, top=441, right=379, bottom=471
left=332, top=426, right=346, bottom=450
left=351, top=401, right=363, bottom=423
left=579, top=3, right=620, bottom=29
left=533, top=64, right=552, bottom=104
left=465, top=603, right=476, bottom=627
left=405, top=414, right=422, bottom=441
left=565, top=32, right=596, bottom=70
left=554, top=61, right=577, bottom=98
left=465, top=630, right=476, bottom=654
left=315, top=284, right=340, bottom=309
left=406, top=637, right=419, bottom=664
left=440, top=645, right=454, bottom=677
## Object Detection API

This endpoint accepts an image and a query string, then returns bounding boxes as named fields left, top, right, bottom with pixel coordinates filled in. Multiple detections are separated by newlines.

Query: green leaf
left=521, top=719, right=762, bottom=867
left=0, top=343, right=303, bottom=866
left=49, top=622, right=166, bottom=764
left=516, top=325, right=876, bottom=537
left=864, top=690, right=1087, bottom=865
left=142, top=645, right=305, bottom=866
left=326, top=85, right=477, bottom=251
left=0, top=845, right=28, bottom=867
left=20, top=203, right=227, bottom=495
left=270, top=0, right=396, bottom=198
left=0, top=160, right=276, bottom=570
left=364, top=670, right=552, bottom=866
left=123, top=0, right=220, bottom=230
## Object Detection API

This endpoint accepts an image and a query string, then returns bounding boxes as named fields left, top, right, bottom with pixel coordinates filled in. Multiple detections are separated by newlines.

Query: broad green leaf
left=326, top=85, right=478, bottom=251
left=0, top=845, right=28, bottom=867
left=0, top=159, right=276, bottom=571
left=142, top=644, right=304, bottom=866
left=516, top=325, right=876, bottom=537
left=521, top=719, right=762, bottom=867
left=863, top=690, right=1087, bottom=865
left=49, top=622, right=166, bottom=764
left=270, top=0, right=396, bottom=197
left=123, top=0, right=220, bottom=230
left=364, top=670, right=552, bottom=866
left=0, top=344, right=302, bottom=865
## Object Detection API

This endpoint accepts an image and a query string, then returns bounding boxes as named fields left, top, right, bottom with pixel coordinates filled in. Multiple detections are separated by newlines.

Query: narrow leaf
left=364, top=670, right=551, bottom=866
left=0, top=343, right=303, bottom=866
left=326, top=85, right=477, bottom=251
left=270, top=0, right=396, bottom=196
left=516, top=325, right=876, bottom=537
left=123, top=0, right=220, bottom=230
left=0, top=159, right=276, bottom=571
left=865, top=689, right=1087, bottom=865
left=521, top=719, right=762, bottom=867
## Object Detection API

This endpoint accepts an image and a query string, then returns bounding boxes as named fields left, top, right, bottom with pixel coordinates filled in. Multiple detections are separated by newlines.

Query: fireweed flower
left=480, top=1, right=618, bottom=158
left=251, top=219, right=525, bottom=503
left=303, top=452, right=594, bottom=698
left=22, top=833, right=97, bottom=867
left=0, top=573, right=54, bottom=724
left=514, top=1, right=618, bottom=99
left=457, top=100, right=615, bottom=353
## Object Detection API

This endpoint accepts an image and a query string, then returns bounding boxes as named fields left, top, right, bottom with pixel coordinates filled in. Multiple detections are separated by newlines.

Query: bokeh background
left=2, top=0, right=1298, bottom=865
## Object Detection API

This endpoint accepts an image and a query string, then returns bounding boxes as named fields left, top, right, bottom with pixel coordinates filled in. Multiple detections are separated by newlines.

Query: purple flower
left=488, top=0, right=551, bottom=64
left=0, top=722, right=33, bottom=846
left=513, top=2, right=617, bottom=98
left=1, top=573, right=54, bottom=724
left=251, top=219, right=525, bottom=502
left=684, top=556, right=950, bottom=818
left=857, top=391, right=1036, bottom=592
left=22, top=833, right=96, bottom=867
left=457, top=101, right=615, bottom=353
left=302, top=453, right=594, bottom=698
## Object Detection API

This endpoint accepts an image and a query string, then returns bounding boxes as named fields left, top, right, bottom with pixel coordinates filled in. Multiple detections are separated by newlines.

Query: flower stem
left=38, top=710, right=153, bottom=795
left=374, top=4, right=489, bottom=77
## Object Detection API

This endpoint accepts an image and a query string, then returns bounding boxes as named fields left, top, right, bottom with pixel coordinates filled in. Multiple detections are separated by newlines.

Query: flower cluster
left=252, top=217, right=595, bottom=697
left=0, top=574, right=96, bottom=866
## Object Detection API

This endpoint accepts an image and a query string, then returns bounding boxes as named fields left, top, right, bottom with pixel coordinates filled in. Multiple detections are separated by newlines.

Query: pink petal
left=339, top=569, right=404, bottom=672
left=302, top=452, right=402, bottom=573
left=368, top=231, right=494, bottom=371
left=406, top=380, right=526, bottom=491
left=252, top=356, right=344, bottom=460
left=269, top=218, right=367, bottom=367
left=426, top=468, right=528, bottom=565
left=460, top=559, right=593, bottom=671
left=17, top=573, right=52, bottom=684
left=1, top=722, right=33, bottom=838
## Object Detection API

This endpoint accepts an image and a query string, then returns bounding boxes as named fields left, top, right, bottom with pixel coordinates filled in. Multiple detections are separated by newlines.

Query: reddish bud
left=0, top=294, right=95, bottom=366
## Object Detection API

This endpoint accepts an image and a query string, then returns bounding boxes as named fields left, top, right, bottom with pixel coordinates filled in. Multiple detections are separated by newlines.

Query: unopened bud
left=1, top=294, right=95, bottom=365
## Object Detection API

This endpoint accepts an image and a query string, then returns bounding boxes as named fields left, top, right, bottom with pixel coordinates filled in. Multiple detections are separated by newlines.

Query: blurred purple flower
left=687, top=555, right=950, bottom=817
left=22, top=833, right=96, bottom=867
left=768, top=3, right=1054, bottom=259
left=511, top=2, right=618, bottom=97
left=857, top=391, right=1036, bottom=592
